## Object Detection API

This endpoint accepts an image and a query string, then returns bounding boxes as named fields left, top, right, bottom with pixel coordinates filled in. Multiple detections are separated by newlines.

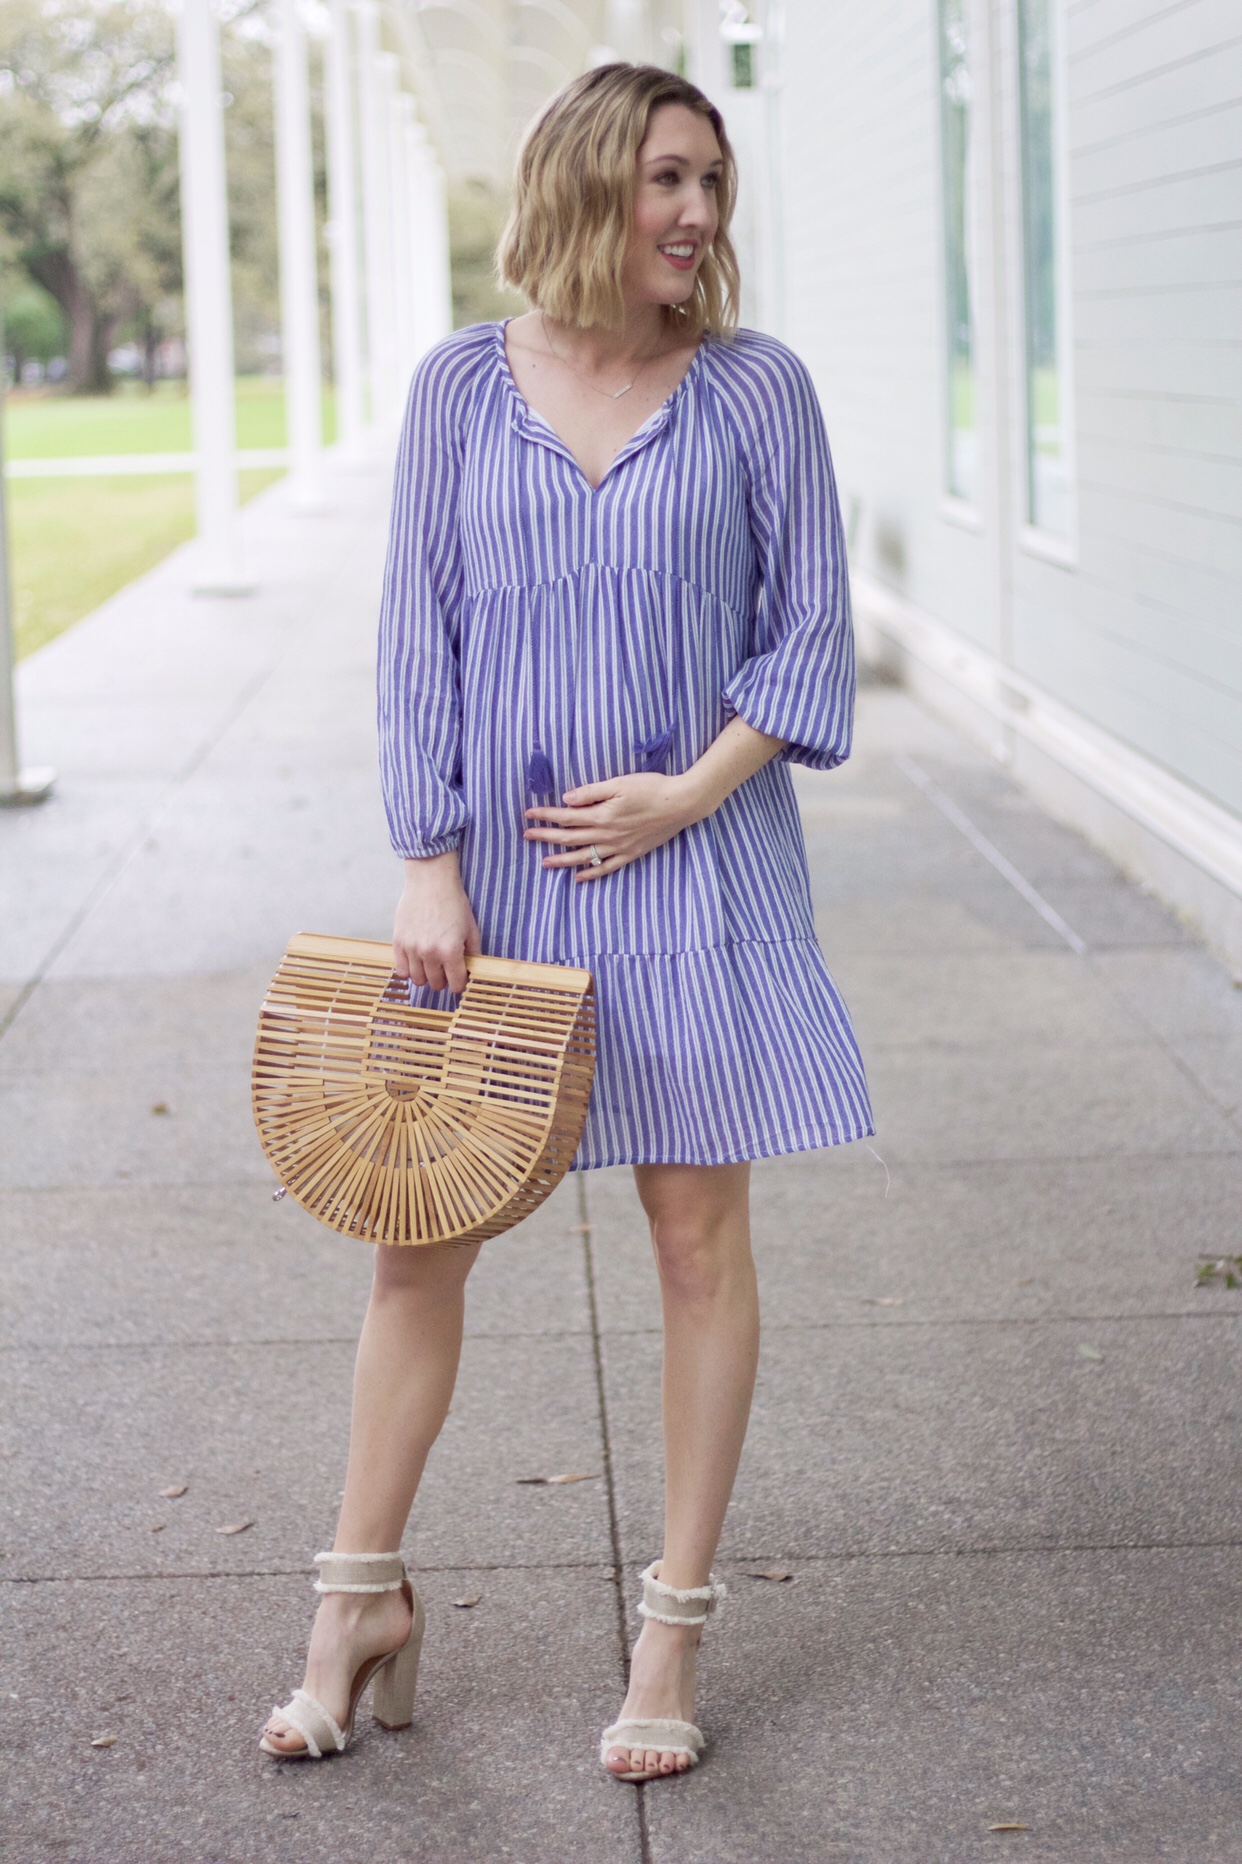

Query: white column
left=354, top=2, right=397, bottom=424
left=323, top=0, right=365, bottom=457
left=0, top=405, right=53, bottom=806
left=387, top=75, right=415, bottom=391
left=404, top=117, right=432, bottom=366
left=429, top=156, right=453, bottom=345
left=405, top=121, right=452, bottom=364
left=176, top=0, right=250, bottom=591
left=274, top=0, right=324, bottom=510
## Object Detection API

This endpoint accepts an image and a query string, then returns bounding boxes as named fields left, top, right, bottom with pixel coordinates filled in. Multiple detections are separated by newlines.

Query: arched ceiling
left=383, top=0, right=690, bottom=188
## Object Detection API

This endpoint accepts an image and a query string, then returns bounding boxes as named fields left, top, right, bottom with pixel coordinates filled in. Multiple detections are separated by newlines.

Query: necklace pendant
left=612, top=383, right=634, bottom=399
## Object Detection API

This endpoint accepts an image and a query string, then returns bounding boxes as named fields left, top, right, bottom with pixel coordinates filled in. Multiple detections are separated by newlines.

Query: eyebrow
left=643, top=153, right=724, bottom=168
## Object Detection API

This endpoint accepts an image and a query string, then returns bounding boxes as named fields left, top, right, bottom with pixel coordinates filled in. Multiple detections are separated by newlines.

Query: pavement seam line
left=578, top=1172, right=653, bottom=1864
left=8, top=1537, right=1242, bottom=1586
left=894, top=752, right=1090, bottom=955
left=7, top=1309, right=1237, bottom=1357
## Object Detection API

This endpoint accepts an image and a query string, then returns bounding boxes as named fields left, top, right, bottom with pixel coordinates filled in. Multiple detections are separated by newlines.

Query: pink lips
left=659, top=245, right=697, bottom=272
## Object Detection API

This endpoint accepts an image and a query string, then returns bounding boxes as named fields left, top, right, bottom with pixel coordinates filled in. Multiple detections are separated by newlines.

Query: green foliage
left=1195, top=1256, right=1242, bottom=1291
left=0, top=0, right=287, bottom=388
left=3, top=278, right=66, bottom=367
left=448, top=179, right=525, bottom=329
left=0, top=0, right=178, bottom=389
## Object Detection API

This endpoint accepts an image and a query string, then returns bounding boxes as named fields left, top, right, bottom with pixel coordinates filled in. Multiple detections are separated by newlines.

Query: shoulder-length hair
left=497, top=63, right=740, bottom=341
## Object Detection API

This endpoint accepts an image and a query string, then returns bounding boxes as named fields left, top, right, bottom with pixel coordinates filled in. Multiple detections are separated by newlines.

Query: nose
left=678, top=191, right=714, bottom=236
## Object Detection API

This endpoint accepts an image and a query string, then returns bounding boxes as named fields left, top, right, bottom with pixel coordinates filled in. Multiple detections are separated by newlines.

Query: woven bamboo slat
left=252, top=934, right=596, bottom=1245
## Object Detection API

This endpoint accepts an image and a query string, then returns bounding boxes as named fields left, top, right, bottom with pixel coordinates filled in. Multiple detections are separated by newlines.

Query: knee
left=370, top=1240, right=476, bottom=1304
left=650, top=1218, right=739, bottom=1307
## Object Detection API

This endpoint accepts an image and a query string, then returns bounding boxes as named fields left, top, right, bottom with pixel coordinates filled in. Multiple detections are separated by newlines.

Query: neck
left=541, top=303, right=668, bottom=372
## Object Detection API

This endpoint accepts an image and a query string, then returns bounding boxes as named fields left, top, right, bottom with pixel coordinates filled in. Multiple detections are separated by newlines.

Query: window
left=1017, top=0, right=1073, bottom=537
left=937, top=0, right=977, bottom=504
left=731, top=40, right=756, bottom=88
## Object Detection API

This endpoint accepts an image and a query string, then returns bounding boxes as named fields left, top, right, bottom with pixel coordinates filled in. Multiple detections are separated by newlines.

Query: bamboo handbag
left=252, top=934, right=596, bottom=1246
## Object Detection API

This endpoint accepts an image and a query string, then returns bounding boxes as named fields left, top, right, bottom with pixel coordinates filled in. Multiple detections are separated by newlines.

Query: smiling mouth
left=658, top=243, right=697, bottom=268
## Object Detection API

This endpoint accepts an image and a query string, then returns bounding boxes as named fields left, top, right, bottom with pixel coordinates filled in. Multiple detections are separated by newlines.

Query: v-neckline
left=496, top=318, right=705, bottom=494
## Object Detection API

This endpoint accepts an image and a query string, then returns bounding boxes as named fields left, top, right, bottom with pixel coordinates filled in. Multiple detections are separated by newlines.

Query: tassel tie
left=526, top=747, right=557, bottom=799
left=636, top=728, right=674, bottom=774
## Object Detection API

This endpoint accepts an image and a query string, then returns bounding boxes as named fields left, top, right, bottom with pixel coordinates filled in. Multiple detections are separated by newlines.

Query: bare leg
left=604, top=1162, right=759, bottom=1779
left=263, top=1239, right=480, bottom=1752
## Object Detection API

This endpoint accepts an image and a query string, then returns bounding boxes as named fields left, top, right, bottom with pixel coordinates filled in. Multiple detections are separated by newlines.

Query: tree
left=3, top=278, right=67, bottom=379
left=0, top=0, right=176, bottom=391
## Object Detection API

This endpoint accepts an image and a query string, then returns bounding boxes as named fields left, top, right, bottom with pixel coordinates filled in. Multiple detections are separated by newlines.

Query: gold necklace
left=539, top=311, right=664, bottom=401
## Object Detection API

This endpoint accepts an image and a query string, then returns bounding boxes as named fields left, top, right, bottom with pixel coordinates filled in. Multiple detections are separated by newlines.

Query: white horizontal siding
left=1037, top=0, right=1242, bottom=810
left=775, top=0, right=1241, bottom=817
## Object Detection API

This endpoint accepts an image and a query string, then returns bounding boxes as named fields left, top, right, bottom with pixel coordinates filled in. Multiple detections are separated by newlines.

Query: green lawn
left=4, top=376, right=336, bottom=458
left=4, top=380, right=335, bottom=659
left=9, top=469, right=282, bottom=660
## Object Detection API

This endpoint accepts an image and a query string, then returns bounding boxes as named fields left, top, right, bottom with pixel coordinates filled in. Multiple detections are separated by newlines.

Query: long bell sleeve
left=377, top=336, right=474, bottom=858
left=720, top=344, right=856, bottom=771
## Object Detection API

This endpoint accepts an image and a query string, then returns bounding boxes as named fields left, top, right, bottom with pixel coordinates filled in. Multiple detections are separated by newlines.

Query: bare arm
left=524, top=716, right=786, bottom=881
left=392, top=849, right=481, bottom=994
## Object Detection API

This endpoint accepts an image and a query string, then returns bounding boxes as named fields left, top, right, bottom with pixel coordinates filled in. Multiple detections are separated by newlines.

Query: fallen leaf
left=987, top=1824, right=1030, bottom=1833
left=159, top=1484, right=188, bottom=1500
left=150, top=1523, right=165, bottom=1533
left=215, top=1520, right=254, bottom=1536
left=90, top=1735, right=118, bottom=1749
left=747, top=1568, right=794, bottom=1583
left=452, top=1594, right=482, bottom=1609
left=516, top=1472, right=599, bottom=1486
left=150, top=1102, right=170, bottom=1116
left=1078, top=1344, right=1104, bottom=1361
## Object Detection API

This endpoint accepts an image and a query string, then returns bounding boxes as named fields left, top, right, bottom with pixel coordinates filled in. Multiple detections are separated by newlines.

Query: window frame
left=1014, top=0, right=1078, bottom=563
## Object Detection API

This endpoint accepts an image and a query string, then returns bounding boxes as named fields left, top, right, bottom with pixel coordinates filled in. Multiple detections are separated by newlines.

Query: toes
left=658, top=1750, right=677, bottom=1774
left=676, top=1751, right=692, bottom=1772
left=261, top=1718, right=307, bottom=1755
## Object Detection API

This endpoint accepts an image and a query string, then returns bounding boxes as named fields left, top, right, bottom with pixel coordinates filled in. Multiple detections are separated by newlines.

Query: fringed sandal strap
left=272, top=1688, right=347, bottom=1758
left=601, top=1718, right=705, bottom=1761
left=313, top=1550, right=407, bottom=1594
left=637, top=1561, right=727, bottom=1627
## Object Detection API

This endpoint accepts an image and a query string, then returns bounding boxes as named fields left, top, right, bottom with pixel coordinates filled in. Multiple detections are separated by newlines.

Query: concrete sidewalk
left=1, top=452, right=1239, bottom=1864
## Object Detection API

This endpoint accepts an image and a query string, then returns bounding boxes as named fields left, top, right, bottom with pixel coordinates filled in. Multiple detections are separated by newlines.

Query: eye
left=654, top=168, right=681, bottom=185
left=702, top=172, right=720, bottom=190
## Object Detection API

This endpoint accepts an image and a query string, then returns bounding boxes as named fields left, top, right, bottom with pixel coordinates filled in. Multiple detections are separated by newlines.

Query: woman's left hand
left=525, top=772, right=702, bottom=882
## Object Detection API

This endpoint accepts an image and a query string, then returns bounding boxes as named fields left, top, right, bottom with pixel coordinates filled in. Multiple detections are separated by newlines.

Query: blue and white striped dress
left=377, top=319, right=873, bottom=1169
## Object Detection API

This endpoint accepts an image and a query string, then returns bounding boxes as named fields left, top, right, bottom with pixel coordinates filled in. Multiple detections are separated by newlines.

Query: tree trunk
left=21, top=249, right=111, bottom=393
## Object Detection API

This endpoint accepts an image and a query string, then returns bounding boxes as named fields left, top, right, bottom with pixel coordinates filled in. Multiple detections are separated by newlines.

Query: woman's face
left=622, top=102, right=723, bottom=313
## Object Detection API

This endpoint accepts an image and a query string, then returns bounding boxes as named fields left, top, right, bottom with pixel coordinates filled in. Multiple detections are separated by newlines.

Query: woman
left=260, top=61, right=871, bottom=1782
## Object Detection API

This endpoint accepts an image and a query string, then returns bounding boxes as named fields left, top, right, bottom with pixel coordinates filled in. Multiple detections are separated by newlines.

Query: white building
left=62, top=0, right=1236, bottom=970
left=688, top=0, right=1242, bottom=966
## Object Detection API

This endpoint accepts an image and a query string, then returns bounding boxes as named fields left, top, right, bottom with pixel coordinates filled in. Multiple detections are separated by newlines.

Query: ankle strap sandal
left=600, top=1562, right=727, bottom=1781
left=259, top=1551, right=426, bottom=1761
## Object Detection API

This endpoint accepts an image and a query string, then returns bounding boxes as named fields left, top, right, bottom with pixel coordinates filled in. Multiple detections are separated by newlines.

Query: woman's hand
left=393, top=850, right=481, bottom=991
left=524, top=719, right=787, bottom=882
left=525, top=772, right=700, bottom=881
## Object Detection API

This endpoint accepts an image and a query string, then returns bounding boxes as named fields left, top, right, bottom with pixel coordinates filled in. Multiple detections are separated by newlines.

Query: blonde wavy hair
left=497, top=63, right=740, bottom=340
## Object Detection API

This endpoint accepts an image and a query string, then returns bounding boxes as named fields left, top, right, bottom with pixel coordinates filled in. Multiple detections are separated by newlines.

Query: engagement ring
left=589, top=845, right=603, bottom=867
